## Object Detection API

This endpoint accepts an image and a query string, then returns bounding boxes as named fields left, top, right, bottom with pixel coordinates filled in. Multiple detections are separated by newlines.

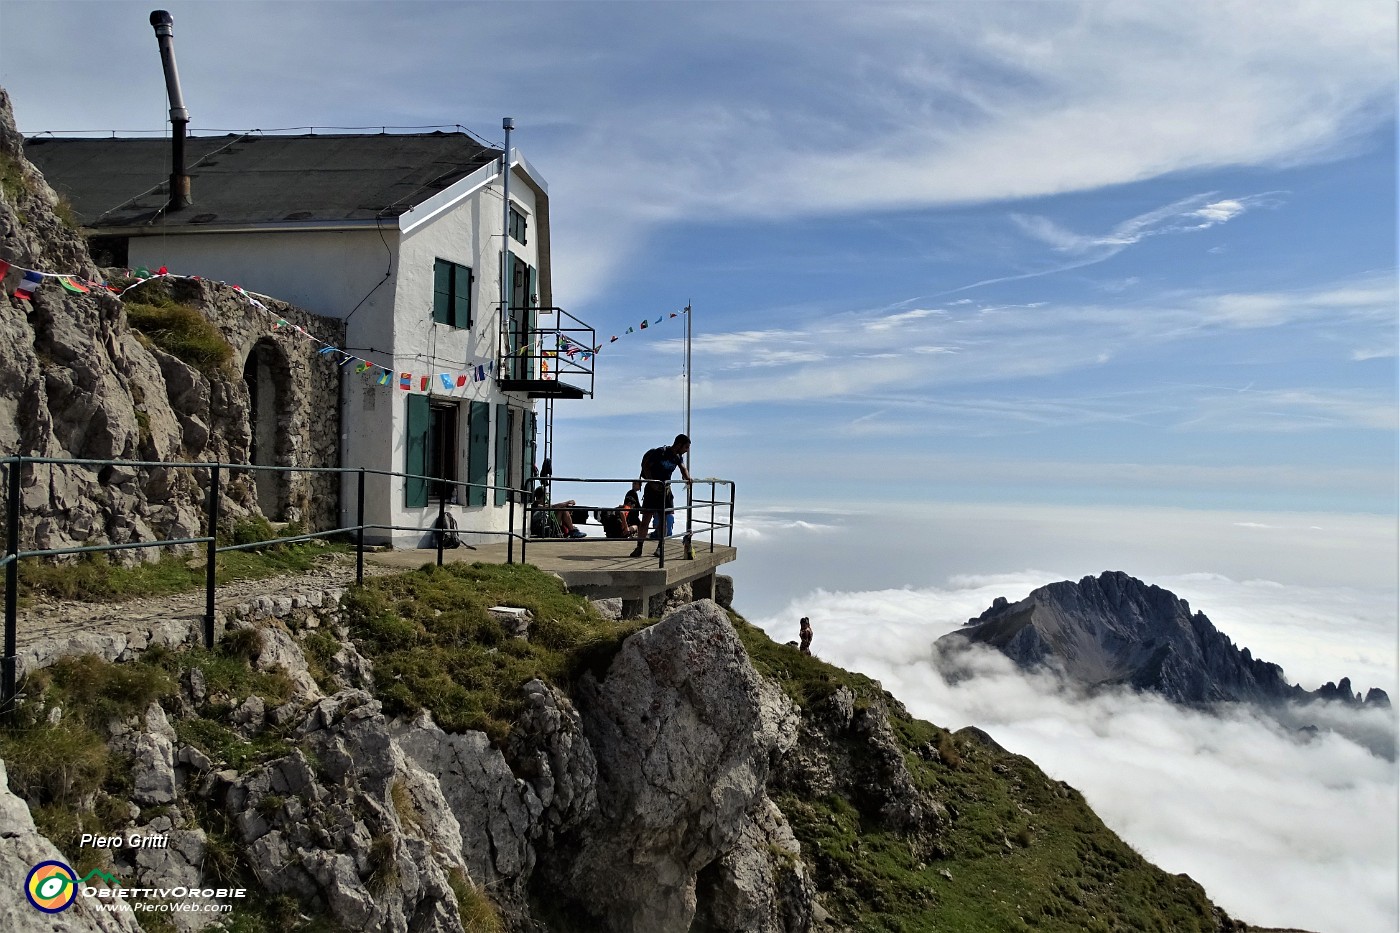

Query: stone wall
left=0, top=86, right=344, bottom=554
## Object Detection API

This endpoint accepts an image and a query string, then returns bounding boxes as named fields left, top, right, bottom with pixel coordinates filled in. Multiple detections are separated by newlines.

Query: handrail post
left=3, top=457, right=21, bottom=713
left=204, top=463, right=221, bottom=650
left=519, top=479, right=528, bottom=566
left=657, top=481, right=667, bottom=569
left=709, top=480, right=716, bottom=553
left=436, top=484, right=446, bottom=567
left=683, top=480, right=694, bottom=560
left=356, top=468, right=365, bottom=586
left=728, top=482, right=735, bottom=548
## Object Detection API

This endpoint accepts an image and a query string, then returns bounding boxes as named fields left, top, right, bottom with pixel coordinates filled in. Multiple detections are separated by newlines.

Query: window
left=467, top=401, right=491, bottom=506
left=433, top=258, right=472, bottom=328
left=508, top=206, right=528, bottom=245
left=405, top=396, right=461, bottom=506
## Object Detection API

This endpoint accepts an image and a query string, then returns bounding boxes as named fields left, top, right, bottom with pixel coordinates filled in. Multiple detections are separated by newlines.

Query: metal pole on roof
left=500, top=118, right=514, bottom=381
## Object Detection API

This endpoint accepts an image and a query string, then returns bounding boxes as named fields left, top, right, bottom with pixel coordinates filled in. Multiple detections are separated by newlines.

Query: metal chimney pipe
left=150, top=10, right=192, bottom=210
left=500, top=117, right=514, bottom=373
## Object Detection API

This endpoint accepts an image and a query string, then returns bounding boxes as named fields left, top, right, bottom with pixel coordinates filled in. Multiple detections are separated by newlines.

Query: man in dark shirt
left=630, top=434, right=692, bottom=558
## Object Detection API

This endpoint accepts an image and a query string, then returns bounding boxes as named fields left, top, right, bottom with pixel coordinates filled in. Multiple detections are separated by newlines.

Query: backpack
left=598, top=509, right=626, bottom=538
left=640, top=446, right=672, bottom=481
left=435, top=511, right=461, bottom=549
left=531, top=508, right=561, bottom=538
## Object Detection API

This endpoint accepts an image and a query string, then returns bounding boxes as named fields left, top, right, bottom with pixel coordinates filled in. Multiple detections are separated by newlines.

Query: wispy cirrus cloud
left=584, top=273, right=1397, bottom=426
left=10, top=2, right=1388, bottom=306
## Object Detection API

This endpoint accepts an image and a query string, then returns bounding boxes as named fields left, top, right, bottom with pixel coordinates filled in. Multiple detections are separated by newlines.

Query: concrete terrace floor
left=365, top=535, right=737, bottom=614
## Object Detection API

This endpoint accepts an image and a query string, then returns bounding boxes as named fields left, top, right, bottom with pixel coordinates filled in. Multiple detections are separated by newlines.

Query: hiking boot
left=629, top=543, right=644, bottom=558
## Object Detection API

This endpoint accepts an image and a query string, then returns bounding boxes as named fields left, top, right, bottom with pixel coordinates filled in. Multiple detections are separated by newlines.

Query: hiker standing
left=799, top=617, right=813, bottom=655
left=630, top=434, right=691, bottom=558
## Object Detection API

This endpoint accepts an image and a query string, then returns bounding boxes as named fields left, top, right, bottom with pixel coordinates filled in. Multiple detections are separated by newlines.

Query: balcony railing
left=497, top=305, right=595, bottom=399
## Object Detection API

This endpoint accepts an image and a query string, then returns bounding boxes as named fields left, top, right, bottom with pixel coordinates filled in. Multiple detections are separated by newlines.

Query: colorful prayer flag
left=61, top=275, right=92, bottom=293
left=639, top=320, right=648, bottom=329
left=456, top=374, right=467, bottom=388
left=610, top=336, right=618, bottom=342
left=378, top=369, right=391, bottom=386
left=419, top=375, right=428, bottom=391
left=14, top=270, right=43, bottom=300
left=399, top=373, right=411, bottom=390
left=439, top=373, right=452, bottom=390
left=0, top=260, right=9, bottom=280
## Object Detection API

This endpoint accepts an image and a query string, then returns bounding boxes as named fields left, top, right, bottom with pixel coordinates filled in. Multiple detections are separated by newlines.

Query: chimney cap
left=150, top=10, right=173, bottom=27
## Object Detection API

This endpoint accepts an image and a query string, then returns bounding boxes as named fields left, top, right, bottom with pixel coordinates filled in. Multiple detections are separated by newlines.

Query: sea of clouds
left=736, top=504, right=1398, bottom=933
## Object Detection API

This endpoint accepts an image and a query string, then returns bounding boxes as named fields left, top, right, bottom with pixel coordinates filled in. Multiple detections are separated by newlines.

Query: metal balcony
left=497, top=306, right=596, bottom=399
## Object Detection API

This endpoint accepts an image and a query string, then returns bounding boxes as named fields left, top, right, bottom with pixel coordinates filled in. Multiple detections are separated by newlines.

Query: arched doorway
left=242, top=338, right=292, bottom=519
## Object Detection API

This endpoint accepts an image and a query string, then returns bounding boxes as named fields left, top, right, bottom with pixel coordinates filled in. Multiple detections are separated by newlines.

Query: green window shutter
left=525, top=410, right=537, bottom=483
left=467, top=401, right=490, bottom=506
left=494, top=403, right=509, bottom=506
left=404, top=394, right=431, bottom=508
left=527, top=264, right=538, bottom=377
left=433, top=259, right=452, bottom=325
left=455, top=267, right=473, bottom=328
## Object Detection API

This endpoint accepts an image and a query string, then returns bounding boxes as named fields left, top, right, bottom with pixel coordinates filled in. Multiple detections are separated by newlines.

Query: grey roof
left=23, top=132, right=499, bottom=230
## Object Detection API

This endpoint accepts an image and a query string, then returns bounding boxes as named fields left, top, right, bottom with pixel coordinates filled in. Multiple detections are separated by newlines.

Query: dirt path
left=13, top=552, right=399, bottom=650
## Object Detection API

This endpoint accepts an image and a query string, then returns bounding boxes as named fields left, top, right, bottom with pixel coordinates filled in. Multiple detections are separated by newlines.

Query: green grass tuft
left=343, top=561, right=644, bottom=740
left=122, top=282, right=233, bottom=377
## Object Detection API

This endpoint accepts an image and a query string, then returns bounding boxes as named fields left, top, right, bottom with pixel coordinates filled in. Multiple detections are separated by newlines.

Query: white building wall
left=383, top=173, right=543, bottom=547
left=126, top=165, right=554, bottom=551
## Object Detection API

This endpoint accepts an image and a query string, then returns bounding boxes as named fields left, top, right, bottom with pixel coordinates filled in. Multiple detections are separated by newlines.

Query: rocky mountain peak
left=940, top=570, right=1391, bottom=710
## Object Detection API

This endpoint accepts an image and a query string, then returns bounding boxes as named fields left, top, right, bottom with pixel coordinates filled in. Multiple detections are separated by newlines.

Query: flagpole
left=683, top=301, right=693, bottom=559
left=685, top=302, right=691, bottom=443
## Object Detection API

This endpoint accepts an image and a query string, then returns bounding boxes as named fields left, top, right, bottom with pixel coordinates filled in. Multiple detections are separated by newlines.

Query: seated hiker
left=597, top=482, right=646, bottom=539
left=530, top=487, right=587, bottom=538
left=621, top=481, right=644, bottom=538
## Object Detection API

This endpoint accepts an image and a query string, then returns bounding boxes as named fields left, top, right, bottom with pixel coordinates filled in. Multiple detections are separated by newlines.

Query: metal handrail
left=0, top=455, right=735, bottom=711
left=519, top=475, right=736, bottom=570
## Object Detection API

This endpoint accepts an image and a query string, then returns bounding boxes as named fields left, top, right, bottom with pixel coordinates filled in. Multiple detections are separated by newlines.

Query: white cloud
left=748, top=568, right=1399, bottom=933
left=2, top=2, right=1391, bottom=305
left=579, top=274, right=1397, bottom=428
left=997, top=191, right=1283, bottom=289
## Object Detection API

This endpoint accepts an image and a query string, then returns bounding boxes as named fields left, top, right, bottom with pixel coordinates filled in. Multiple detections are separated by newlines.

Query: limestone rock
left=0, top=758, right=144, bottom=932
left=693, top=795, right=816, bottom=933
left=131, top=730, right=178, bottom=806
left=393, top=711, right=541, bottom=894
left=546, top=599, right=800, bottom=933
left=225, top=691, right=469, bottom=933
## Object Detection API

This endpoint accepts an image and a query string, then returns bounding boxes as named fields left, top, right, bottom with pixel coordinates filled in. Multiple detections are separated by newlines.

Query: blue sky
left=3, top=1, right=1393, bottom=522
left=2, top=0, right=1393, bottom=565
left=3, top=5, right=1398, bottom=929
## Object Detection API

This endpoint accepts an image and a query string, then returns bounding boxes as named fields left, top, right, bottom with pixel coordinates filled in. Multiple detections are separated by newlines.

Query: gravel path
left=13, top=552, right=398, bottom=650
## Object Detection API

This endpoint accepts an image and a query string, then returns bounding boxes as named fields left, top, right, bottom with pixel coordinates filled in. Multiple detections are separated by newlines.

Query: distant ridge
left=938, top=571, right=1391, bottom=709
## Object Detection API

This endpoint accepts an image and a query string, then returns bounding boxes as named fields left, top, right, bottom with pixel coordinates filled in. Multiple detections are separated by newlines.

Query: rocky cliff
left=0, top=86, right=342, bottom=551
left=0, top=564, right=1249, bottom=932
left=939, top=570, right=1391, bottom=710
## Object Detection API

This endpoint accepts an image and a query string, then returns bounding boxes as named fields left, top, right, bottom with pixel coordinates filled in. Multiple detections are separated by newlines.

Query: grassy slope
left=733, top=612, right=1238, bottom=933
left=1, top=564, right=1256, bottom=932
